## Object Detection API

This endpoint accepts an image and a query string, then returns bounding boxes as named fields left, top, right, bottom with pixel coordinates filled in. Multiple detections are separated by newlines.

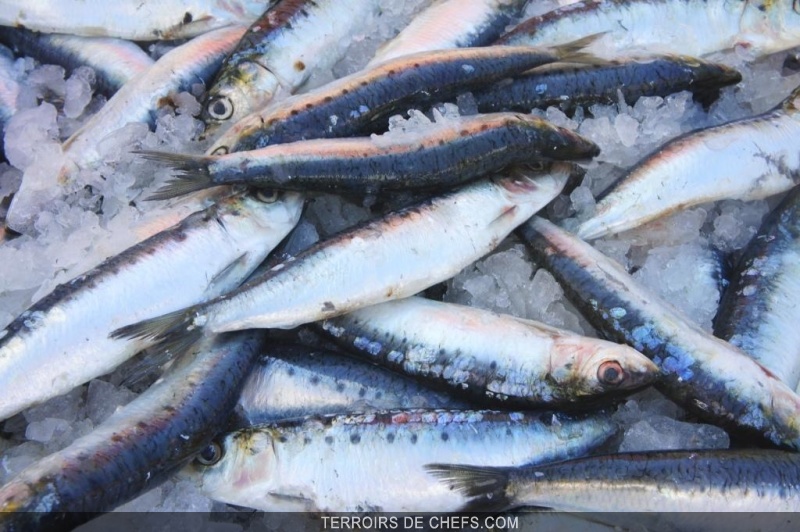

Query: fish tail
left=135, top=150, right=216, bottom=201
left=110, top=306, right=204, bottom=348
left=551, top=33, right=610, bottom=66
left=424, top=463, right=512, bottom=512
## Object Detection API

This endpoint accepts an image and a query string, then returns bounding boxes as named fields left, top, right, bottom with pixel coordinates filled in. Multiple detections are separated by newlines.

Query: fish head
left=227, top=189, right=305, bottom=232
left=738, top=0, right=800, bottom=57
left=550, top=335, right=660, bottom=398
left=511, top=115, right=599, bottom=162
left=670, top=56, right=743, bottom=91
left=496, top=161, right=582, bottom=200
left=201, top=61, right=282, bottom=142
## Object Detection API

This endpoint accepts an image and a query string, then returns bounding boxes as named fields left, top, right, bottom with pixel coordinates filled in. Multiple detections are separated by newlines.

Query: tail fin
left=424, top=463, right=513, bottom=512
left=135, top=150, right=216, bottom=201
left=550, top=33, right=610, bottom=66
left=110, top=306, right=205, bottom=356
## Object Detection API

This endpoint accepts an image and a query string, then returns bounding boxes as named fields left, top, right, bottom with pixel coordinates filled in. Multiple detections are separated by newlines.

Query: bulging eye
left=597, top=360, right=625, bottom=386
left=211, top=145, right=229, bottom=156
left=195, top=442, right=223, bottom=466
left=207, top=97, right=234, bottom=120
left=256, top=189, right=280, bottom=203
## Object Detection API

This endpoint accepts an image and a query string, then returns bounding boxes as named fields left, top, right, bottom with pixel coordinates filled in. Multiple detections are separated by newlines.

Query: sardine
left=577, top=84, right=800, bottom=241
left=143, top=113, right=599, bottom=200
left=202, top=0, right=383, bottom=140
left=320, top=296, right=658, bottom=407
left=0, top=332, right=264, bottom=532
left=427, top=449, right=800, bottom=512
left=517, top=216, right=800, bottom=450
left=367, top=0, right=529, bottom=65
left=208, top=39, right=601, bottom=155
left=234, top=343, right=468, bottom=427
left=498, top=0, right=800, bottom=59
left=0, top=191, right=302, bottom=421
left=715, top=186, right=800, bottom=390
left=473, top=55, right=741, bottom=113
left=184, top=408, right=618, bottom=512
left=111, top=163, right=574, bottom=352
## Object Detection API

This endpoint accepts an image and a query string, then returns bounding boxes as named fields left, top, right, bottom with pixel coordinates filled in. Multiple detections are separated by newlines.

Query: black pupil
left=604, top=366, right=620, bottom=383
left=199, top=445, right=218, bottom=463
left=212, top=101, right=227, bottom=117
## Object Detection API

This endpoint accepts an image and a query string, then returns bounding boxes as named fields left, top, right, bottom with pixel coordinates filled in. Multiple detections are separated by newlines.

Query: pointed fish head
left=496, top=161, right=582, bottom=200
left=509, top=114, right=599, bottom=162
left=223, top=189, right=305, bottom=234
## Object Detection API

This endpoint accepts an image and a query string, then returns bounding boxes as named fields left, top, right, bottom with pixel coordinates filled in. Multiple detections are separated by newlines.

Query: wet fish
left=473, top=55, right=741, bottom=113
left=0, top=49, right=19, bottom=159
left=143, top=113, right=599, bottom=200
left=202, top=0, right=382, bottom=140
left=498, top=0, right=800, bottom=59
left=208, top=39, right=601, bottom=155
left=0, top=0, right=265, bottom=41
left=577, top=84, right=800, bottom=241
left=0, top=191, right=303, bottom=422
left=0, top=26, right=154, bottom=95
left=367, top=0, right=529, bottom=65
left=715, top=186, right=800, bottom=390
left=517, top=216, right=800, bottom=450
left=320, top=296, right=658, bottom=407
left=0, top=332, right=264, bottom=532
left=427, top=449, right=800, bottom=512
left=111, top=162, right=574, bottom=352
left=233, top=343, right=468, bottom=427
left=184, top=408, right=617, bottom=512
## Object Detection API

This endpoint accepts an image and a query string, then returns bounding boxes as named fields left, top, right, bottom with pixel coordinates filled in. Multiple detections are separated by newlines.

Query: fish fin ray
left=207, top=252, right=249, bottom=294
left=135, top=150, right=216, bottom=200
left=424, top=463, right=512, bottom=512
left=110, top=306, right=202, bottom=344
left=550, top=33, right=610, bottom=66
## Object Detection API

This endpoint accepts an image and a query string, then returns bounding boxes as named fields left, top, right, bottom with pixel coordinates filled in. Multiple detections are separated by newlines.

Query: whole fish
left=234, top=343, right=468, bottom=427
left=518, top=216, right=800, bottom=451
left=0, top=0, right=265, bottom=41
left=367, top=0, right=529, bottom=65
left=0, top=332, right=264, bottom=532
left=0, top=27, right=154, bottom=95
left=320, top=296, right=658, bottom=407
left=183, top=409, right=618, bottom=512
left=473, top=55, right=741, bottom=113
left=143, top=113, right=599, bottom=200
left=715, top=186, right=800, bottom=390
left=577, top=84, right=800, bottom=241
left=0, top=191, right=302, bottom=422
left=208, top=39, right=600, bottom=155
left=498, top=0, right=800, bottom=59
left=202, top=0, right=383, bottom=140
left=427, top=449, right=800, bottom=512
left=111, top=162, right=574, bottom=351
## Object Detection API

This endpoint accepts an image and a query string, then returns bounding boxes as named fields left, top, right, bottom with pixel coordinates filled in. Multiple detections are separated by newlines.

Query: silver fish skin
left=577, top=84, right=800, bottom=241
left=60, top=25, right=246, bottom=172
left=184, top=408, right=617, bottom=512
left=234, top=343, right=469, bottom=427
left=0, top=332, right=264, bottom=531
left=715, top=186, right=800, bottom=390
left=0, top=27, right=154, bottom=95
left=518, top=216, right=800, bottom=450
left=202, top=0, right=383, bottom=140
left=144, top=113, right=599, bottom=200
left=367, top=0, right=529, bottom=66
left=498, top=0, right=800, bottom=59
left=427, top=449, right=800, bottom=513
left=321, top=296, right=658, bottom=407
left=0, top=0, right=265, bottom=41
left=0, top=191, right=303, bottom=422
left=110, top=162, right=573, bottom=348
left=0, top=50, right=19, bottom=158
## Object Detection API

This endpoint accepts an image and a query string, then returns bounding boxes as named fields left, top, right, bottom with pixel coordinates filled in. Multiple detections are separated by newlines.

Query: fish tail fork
left=110, top=306, right=205, bottom=357
left=135, top=150, right=216, bottom=200
left=424, top=463, right=512, bottom=512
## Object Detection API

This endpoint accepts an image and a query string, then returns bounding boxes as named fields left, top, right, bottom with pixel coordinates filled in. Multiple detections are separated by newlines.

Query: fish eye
left=597, top=360, right=625, bottom=386
left=195, top=442, right=223, bottom=466
left=256, top=189, right=280, bottom=203
left=211, top=145, right=229, bottom=156
left=526, top=161, right=546, bottom=171
left=207, top=97, right=234, bottom=121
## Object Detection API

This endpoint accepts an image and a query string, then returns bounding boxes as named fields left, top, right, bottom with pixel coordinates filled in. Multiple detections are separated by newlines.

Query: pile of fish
left=1, top=0, right=800, bottom=528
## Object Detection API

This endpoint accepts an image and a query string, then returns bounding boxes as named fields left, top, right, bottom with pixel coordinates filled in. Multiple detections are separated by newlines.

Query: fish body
left=185, top=409, right=617, bottom=512
left=208, top=41, right=600, bottom=154
left=0, top=50, right=19, bottom=157
left=112, top=162, right=574, bottom=349
left=498, top=0, right=800, bottom=59
left=518, top=216, right=800, bottom=450
left=234, top=343, right=468, bottom=427
left=321, top=296, right=658, bottom=407
left=715, top=186, right=800, bottom=390
left=473, top=55, right=741, bottom=113
left=145, top=113, right=599, bottom=199
left=428, top=449, right=800, bottom=512
left=368, top=0, right=529, bottom=65
left=202, top=0, right=383, bottom=140
left=0, top=332, right=263, bottom=531
left=577, top=85, right=800, bottom=240
left=0, top=192, right=303, bottom=421
left=0, top=0, right=265, bottom=41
